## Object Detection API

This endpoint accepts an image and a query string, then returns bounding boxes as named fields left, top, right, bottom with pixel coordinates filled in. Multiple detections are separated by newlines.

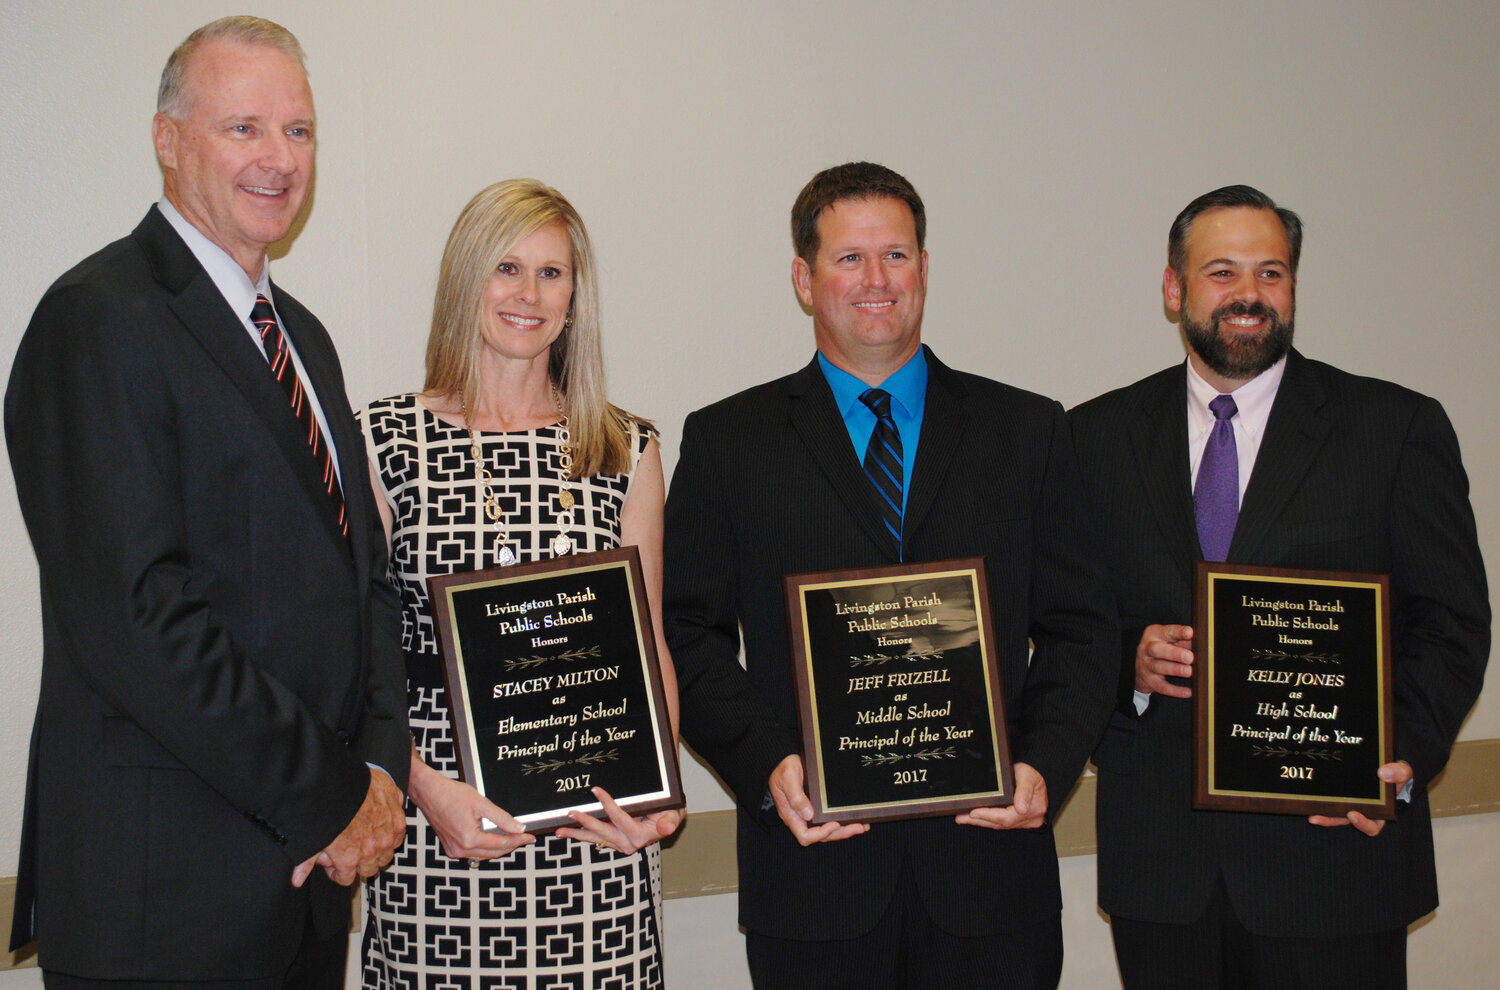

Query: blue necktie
left=1194, top=393, right=1238, bottom=561
left=860, top=388, right=903, bottom=553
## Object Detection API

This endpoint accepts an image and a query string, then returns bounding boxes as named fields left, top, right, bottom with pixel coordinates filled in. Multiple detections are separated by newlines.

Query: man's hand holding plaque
left=769, top=754, right=873, bottom=845
left=1191, top=562, right=1397, bottom=821
left=785, top=558, right=1015, bottom=825
left=1306, top=760, right=1412, bottom=836
left=955, top=762, right=1047, bottom=830
left=1136, top=623, right=1196, bottom=699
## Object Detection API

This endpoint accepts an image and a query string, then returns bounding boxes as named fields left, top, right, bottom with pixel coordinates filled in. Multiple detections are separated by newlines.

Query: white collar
left=1186, top=353, right=1287, bottom=441
left=158, top=196, right=272, bottom=321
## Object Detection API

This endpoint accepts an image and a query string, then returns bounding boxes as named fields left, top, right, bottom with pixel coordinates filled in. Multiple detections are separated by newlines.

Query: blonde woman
left=359, top=179, right=680, bottom=988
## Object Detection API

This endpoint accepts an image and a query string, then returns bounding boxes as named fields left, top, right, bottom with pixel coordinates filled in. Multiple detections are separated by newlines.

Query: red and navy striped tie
left=250, top=294, right=348, bottom=541
left=860, top=387, right=903, bottom=555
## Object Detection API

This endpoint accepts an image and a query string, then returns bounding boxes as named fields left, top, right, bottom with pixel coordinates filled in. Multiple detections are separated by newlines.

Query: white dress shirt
left=1185, top=355, right=1287, bottom=505
left=1134, top=356, right=1288, bottom=717
left=158, top=197, right=342, bottom=486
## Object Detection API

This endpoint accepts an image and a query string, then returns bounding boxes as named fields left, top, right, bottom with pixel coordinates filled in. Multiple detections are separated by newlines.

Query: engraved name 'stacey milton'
left=491, top=666, right=620, bottom=698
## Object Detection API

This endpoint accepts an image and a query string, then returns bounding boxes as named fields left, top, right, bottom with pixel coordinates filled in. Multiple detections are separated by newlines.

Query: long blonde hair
left=424, top=179, right=638, bottom=477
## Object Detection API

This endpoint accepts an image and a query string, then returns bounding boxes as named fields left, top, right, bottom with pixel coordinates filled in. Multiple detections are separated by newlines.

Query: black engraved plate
left=786, top=558, right=1014, bottom=824
left=1193, top=561, right=1395, bottom=818
left=429, top=547, right=682, bottom=832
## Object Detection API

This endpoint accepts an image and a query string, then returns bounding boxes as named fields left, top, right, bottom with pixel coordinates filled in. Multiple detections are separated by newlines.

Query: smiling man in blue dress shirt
left=663, top=161, right=1118, bottom=989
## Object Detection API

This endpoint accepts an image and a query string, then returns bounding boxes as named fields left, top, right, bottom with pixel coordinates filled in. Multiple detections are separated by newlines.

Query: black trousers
left=746, top=857, right=1063, bottom=990
left=43, top=909, right=347, bottom=990
left=1110, top=873, right=1407, bottom=990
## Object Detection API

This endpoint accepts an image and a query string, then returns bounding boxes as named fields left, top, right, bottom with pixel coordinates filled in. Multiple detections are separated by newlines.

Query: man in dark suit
left=6, top=16, right=410, bottom=987
left=1070, top=185, right=1490, bottom=989
left=663, top=161, right=1117, bottom=988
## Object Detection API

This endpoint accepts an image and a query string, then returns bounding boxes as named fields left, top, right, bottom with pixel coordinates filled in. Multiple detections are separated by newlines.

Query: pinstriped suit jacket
left=1070, top=349, right=1490, bottom=937
left=664, top=346, right=1118, bottom=941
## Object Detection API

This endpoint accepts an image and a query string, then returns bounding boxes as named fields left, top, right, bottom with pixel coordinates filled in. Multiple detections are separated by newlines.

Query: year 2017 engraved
left=555, top=774, right=592, bottom=792
left=893, top=769, right=929, bottom=785
left=1280, top=766, right=1313, bottom=780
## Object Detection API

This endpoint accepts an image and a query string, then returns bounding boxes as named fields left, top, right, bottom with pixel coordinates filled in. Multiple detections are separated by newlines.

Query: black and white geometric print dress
left=358, top=393, right=663, bottom=990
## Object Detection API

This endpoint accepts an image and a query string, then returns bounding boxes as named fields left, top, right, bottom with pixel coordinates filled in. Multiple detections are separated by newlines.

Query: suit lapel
left=1228, top=350, right=1330, bottom=561
left=786, top=359, right=901, bottom=561
left=273, top=288, right=363, bottom=557
left=134, top=209, right=350, bottom=553
left=1128, top=366, right=1202, bottom=574
left=903, top=348, right=964, bottom=541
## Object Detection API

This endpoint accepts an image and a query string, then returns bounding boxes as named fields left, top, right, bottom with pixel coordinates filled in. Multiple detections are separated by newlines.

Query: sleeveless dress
left=358, top=393, right=664, bottom=990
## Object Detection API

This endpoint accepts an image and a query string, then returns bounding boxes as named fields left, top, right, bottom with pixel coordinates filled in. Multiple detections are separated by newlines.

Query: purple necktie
left=1194, top=394, right=1238, bottom=561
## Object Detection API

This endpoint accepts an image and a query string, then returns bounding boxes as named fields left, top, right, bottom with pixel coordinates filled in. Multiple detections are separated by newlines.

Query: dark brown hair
left=791, top=162, right=925, bottom=263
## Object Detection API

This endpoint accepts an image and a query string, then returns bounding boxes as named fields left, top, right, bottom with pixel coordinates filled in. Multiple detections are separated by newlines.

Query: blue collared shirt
left=817, top=348, right=928, bottom=531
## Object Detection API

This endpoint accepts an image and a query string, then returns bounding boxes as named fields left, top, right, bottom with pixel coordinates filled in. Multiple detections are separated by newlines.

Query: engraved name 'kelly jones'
left=1244, top=670, right=1346, bottom=687
left=492, top=665, right=621, bottom=698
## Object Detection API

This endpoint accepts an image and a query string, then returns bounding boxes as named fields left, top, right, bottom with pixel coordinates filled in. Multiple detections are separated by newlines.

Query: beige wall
left=1, top=1, right=1496, bottom=986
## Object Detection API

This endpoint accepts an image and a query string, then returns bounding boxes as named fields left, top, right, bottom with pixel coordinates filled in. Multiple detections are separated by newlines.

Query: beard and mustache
left=1181, top=297, right=1295, bottom=381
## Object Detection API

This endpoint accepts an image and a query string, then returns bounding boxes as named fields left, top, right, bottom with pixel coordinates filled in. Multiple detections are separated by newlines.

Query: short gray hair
left=157, top=16, right=306, bottom=117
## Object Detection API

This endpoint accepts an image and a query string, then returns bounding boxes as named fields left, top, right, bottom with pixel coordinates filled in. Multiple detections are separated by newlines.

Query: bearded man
left=1069, top=184, right=1489, bottom=990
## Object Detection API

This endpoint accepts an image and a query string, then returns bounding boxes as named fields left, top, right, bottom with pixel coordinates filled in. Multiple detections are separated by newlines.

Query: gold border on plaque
left=429, top=547, right=682, bottom=831
left=1192, top=561, right=1395, bottom=818
left=785, top=557, right=1015, bottom=825
left=1204, top=572, right=1388, bottom=806
left=797, top=566, right=1007, bottom=814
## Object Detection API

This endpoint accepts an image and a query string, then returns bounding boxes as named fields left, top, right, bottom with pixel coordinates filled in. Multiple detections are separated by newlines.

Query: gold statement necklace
left=461, top=382, right=577, bottom=566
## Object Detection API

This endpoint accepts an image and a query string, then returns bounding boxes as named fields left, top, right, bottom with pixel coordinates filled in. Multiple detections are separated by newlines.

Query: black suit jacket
left=5, top=207, right=411, bottom=978
left=1070, top=350, right=1490, bottom=937
left=663, top=347, right=1117, bottom=940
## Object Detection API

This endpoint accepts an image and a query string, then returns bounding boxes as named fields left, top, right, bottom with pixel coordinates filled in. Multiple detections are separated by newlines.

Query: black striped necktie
left=250, top=294, right=349, bottom=541
left=859, top=387, right=903, bottom=553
